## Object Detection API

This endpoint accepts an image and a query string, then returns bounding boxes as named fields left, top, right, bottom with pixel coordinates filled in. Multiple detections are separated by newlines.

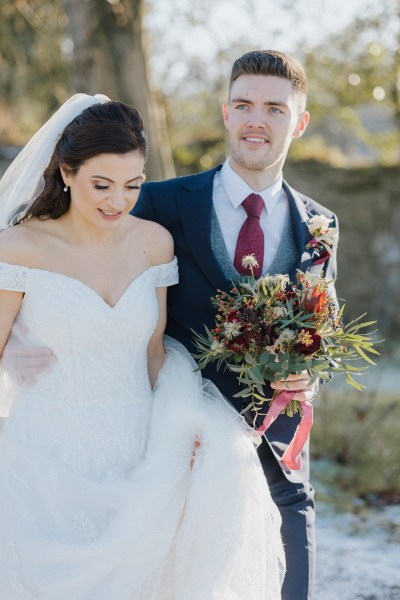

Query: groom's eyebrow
left=91, top=175, right=143, bottom=183
left=231, top=98, right=252, bottom=104
left=231, top=98, right=289, bottom=108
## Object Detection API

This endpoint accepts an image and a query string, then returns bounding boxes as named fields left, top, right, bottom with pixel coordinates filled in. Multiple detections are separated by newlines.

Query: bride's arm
left=0, top=232, right=56, bottom=383
left=0, top=290, right=23, bottom=358
left=147, top=286, right=167, bottom=389
left=144, top=221, right=174, bottom=389
left=0, top=236, right=25, bottom=357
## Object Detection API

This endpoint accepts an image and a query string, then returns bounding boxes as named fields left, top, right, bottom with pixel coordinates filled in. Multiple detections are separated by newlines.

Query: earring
left=63, top=185, right=69, bottom=192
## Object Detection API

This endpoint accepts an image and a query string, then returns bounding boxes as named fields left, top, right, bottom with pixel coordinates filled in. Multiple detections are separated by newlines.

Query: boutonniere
left=305, top=215, right=338, bottom=265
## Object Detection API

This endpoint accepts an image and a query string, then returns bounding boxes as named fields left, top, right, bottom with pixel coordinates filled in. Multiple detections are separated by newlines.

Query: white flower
left=223, top=321, right=242, bottom=339
left=301, top=270, right=324, bottom=288
left=308, top=214, right=333, bottom=236
left=322, top=227, right=339, bottom=246
left=210, top=340, right=225, bottom=355
left=262, top=274, right=290, bottom=290
left=274, top=274, right=290, bottom=289
left=279, top=328, right=297, bottom=343
left=266, top=328, right=296, bottom=354
left=241, top=254, right=259, bottom=270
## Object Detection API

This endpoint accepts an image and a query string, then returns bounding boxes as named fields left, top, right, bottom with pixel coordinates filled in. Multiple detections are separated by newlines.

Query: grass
left=310, top=388, right=400, bottom=508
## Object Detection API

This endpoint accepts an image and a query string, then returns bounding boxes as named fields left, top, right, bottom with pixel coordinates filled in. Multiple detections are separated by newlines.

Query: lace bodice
left=0, top=258, right=178, bottom=404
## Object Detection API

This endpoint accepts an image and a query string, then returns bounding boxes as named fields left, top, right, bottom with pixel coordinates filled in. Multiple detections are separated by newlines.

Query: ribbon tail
left=281, top=402, right=314, bottom=470
left=256, top=390, right=296, bottom=435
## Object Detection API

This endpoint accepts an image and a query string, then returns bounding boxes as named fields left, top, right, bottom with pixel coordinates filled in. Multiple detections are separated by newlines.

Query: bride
left=0, top=94, right=285, bottom=599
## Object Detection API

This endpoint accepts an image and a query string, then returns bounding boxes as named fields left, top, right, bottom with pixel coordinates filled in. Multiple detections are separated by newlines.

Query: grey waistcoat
left=210, top=205, right=300, bottom=282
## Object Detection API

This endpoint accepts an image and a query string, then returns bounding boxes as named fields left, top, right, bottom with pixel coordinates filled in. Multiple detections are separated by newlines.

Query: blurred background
left=0, top=0, right=399, bottom=591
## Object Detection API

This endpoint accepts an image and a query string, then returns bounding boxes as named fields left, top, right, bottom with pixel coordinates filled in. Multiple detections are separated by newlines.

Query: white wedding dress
left=0, top=257, right=285, bottom=600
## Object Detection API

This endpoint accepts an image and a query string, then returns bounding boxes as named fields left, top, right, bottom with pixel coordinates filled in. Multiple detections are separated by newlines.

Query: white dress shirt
left=212, top=159, right=289, bottom=273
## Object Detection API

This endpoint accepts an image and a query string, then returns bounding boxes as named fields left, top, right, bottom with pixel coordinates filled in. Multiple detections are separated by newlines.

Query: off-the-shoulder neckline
left=0, top=257, right=177, bottom=310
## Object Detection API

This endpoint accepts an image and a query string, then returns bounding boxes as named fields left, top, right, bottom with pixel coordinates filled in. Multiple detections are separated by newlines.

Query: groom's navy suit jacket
left=133, top=165, right=338, bottom=484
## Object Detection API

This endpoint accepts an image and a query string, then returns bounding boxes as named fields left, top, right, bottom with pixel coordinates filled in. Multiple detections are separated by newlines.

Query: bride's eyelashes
left=93, top=184, right=141, bottom=191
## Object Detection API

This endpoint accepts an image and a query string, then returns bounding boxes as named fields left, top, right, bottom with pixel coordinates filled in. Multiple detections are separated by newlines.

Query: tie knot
left=242, top=193, right=264, bottom=219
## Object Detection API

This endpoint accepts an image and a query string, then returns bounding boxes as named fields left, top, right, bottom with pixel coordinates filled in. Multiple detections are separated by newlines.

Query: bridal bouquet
left=192, top=215, right=380, bottom=469
left=193, top=257, right=378, bottom=417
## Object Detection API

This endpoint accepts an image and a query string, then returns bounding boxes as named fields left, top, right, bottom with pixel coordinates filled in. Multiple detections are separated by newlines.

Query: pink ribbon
left=256, top=391, right=314, bottom=470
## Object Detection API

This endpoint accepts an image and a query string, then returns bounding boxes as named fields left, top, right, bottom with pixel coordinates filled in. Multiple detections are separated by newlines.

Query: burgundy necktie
left=234, top=193, right=264, bottom=278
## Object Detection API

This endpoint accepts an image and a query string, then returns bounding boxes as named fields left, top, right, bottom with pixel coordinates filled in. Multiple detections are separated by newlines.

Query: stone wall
left=284, top=161, right=400, bottom=351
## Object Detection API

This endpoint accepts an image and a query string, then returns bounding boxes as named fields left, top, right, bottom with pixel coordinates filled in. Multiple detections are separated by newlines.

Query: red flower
left=304, top=289, right=328, bottom=313
left=227, top=310, right=239, bottom=322
left=275, top=291, right=287, bottom=302
left=295, top=329, right=321, bottom=355
left=228, top=337, right=247, bottom=352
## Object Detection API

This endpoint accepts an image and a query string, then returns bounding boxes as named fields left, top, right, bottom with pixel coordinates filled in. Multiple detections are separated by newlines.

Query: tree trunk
left=60, top=0, right=175, bottom=180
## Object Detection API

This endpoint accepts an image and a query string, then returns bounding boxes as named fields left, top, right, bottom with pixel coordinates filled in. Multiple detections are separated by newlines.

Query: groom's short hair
left=229, top=50, right=308, bottom=110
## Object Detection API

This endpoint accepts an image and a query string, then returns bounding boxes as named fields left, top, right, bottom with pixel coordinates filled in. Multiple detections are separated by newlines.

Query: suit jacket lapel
left=176, top=166, right=229, bottom=290
left=283, top=180, right=314, bottom=275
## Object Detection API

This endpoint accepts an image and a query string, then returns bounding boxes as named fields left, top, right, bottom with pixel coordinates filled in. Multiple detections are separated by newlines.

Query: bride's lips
left=98, top=209, right=123, bottom=221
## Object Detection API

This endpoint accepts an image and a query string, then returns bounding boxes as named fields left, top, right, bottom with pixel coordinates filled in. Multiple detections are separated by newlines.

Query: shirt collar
left=220, top=159, right=283, bottom=215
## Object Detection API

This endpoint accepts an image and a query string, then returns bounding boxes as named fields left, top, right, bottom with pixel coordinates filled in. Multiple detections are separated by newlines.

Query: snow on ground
left=315, top=504, right=400, bottom=599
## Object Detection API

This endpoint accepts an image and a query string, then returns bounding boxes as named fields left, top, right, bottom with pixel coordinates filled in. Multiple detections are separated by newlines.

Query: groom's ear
left=222, top=103, right=229, bottom=130
left=292, top=111, right=310, bottom=139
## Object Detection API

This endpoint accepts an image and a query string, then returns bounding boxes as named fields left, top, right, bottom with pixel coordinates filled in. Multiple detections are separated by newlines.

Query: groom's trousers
left=257, top=440, right=316, bottom=600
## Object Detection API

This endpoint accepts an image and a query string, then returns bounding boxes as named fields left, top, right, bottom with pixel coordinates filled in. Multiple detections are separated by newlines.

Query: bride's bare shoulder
left=129, top=214, right=171, bottom=238
left=128, top=217, right=174, bottom=265
left=0, top=220, right=47, bottom=266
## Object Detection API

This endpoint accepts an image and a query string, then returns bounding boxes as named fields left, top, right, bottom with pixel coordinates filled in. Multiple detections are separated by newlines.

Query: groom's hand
left=2, top=330, right=57, bottom=389
left=3, top=346, right=57, bottom=386
left=270, top=371, right=318, bottom=403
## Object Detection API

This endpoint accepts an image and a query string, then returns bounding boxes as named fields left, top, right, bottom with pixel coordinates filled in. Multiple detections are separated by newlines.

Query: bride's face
left=61, top=151, right=145, bottom=228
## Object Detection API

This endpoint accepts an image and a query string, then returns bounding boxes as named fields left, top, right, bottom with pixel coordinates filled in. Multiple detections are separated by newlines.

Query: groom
left=133, top=49, right=338, bottom=599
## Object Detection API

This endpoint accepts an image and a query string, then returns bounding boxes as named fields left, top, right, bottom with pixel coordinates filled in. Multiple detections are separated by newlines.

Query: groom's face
left=222, top=74, right=309, bottom=181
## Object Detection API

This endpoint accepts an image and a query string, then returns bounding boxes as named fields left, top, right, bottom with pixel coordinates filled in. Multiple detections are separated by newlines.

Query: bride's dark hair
left=22, top=101, right=147, bottom=221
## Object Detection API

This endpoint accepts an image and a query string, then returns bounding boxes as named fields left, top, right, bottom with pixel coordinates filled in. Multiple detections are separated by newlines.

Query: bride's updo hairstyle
left=23, top=101, right=147, bottom=221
